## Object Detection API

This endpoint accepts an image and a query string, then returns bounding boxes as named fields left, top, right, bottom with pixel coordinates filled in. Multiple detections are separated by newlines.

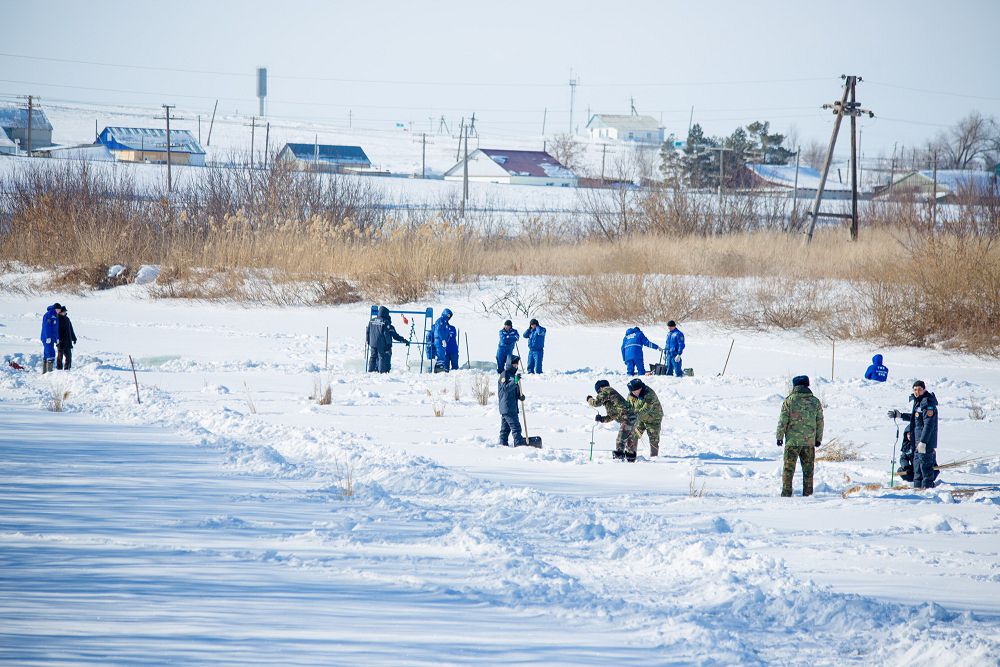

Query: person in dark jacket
left=496, top=320, right=520, bottom=373
left=864, top=354, right=889, bottom=382
left=446, top=322, right=460, bottom=370
left=587, top=379, right=639, bottom=461
left=55, top=304, right=77, bottom=370
left=522, top=319, right=547, bottom=374
left=40, top=303, right=60, bottom=374
left=431, top=309, right=453, bottom=372
left=497, top=355, right=526, bottom=447
left=621, top=326, right=659, bottom=376
left=366, top=306, right=409, bottom=373
left=889, top=380, right=939, bottom=489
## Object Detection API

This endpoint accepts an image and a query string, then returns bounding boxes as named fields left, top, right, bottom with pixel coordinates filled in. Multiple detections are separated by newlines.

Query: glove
left=406, top=341, right=411, bottom=347
left=887, top=409, right=900, bottom=419
left=45, top=338, right=51, bottom=344
left=595, top=414, right=604, bottom=423
left=519, top=395, right=525, bottom=402
left=815, top=440, right=821, bottom=448
left=674, top=355, right=682, bottom=362
left=777, top=439, right=783, bottom=447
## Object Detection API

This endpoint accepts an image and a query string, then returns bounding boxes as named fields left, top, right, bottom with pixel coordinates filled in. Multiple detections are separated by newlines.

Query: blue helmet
left=442, top=308, right=453, bottom=319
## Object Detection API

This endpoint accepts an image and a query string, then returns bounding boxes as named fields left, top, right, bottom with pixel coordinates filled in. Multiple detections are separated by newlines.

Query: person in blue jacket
left=523, top=318, right=546, bottom=374
left=621, top=326, right=659, bottom=376
left=664, top=320, right=685, bottom=377
left=432, top=308, right=453, bottom=373
left=40, top=303, right=60, bottom=374
left=864, top=354, right=888, bottom=382
left=496, top=320, right=520, bottom=373
left=446, top=322, right=460, bottom=370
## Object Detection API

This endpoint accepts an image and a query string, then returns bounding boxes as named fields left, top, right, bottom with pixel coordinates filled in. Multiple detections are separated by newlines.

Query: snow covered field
left=2, top=280, right=1000, bottom=665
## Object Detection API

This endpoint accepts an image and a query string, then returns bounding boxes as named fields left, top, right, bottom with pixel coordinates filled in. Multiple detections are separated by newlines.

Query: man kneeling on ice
left=588, top=380, right=639, bottom=462
left=498, top=355, right=526, bottom=447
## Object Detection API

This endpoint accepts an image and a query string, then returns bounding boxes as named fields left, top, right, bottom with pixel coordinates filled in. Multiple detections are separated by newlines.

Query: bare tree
left=548, top=133, right=585, bottom=173
left=801, top=140, right=826, bottom=170
left=936, top=111, right=995, bottom=169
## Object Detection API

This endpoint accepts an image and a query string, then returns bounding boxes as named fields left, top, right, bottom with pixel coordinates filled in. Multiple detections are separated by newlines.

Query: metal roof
left=746, top=163, right=851, bottom=191
left=479, top=149, right=576, bottom=179
left=587, top=114, right=660, bottom=132
left=282, top=143, right=371, bottom=165
left=0, top=106, right=54, bottom=131
left=99, top=127, right=206, bottom=154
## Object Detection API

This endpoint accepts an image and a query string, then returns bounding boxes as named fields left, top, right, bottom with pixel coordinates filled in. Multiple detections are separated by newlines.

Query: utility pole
left=162, top=104, right=175, bottom=192
left=601, top=144, right=607, bottom=183
left=630, top=97, right=637, bottom=116
left=24, top=95, right=33, bottom=155
left=197, top=115, right=201, bottom=144
left=264, top=122, right=270, bottom=169
left=707, top=146, right=732, bottom=214
left=541, top=107, right=547, bottom=136
left=421, top=133, right=426, bottom=178
left=687, top=105, right=694, bottom=136
left=455, top=117, right=464, bottom=161
left=804, top=75, right=874, bottom=244
left=207, top=100, right=218, bottom=147
left=349, top=109, right=352, bottom=128
left=931, top=151, right=938, bottom=231
left=462, top=119, right=470, bottom=213
left=789, top=147, right=801, bottom=230
left=568, top=72, right=578, bottom=135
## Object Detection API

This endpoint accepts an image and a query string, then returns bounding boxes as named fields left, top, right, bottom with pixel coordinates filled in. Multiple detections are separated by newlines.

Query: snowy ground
left=2, top=280, right=1000, bottom=665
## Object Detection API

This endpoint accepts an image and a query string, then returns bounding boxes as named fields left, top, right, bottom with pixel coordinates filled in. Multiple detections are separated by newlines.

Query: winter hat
left=594, top=379, right=610, bottom=393
left=912, top=380, right=926, bottom=389
left=442, top=308, right=453, bottom=319
left=504, top=319, right=512, bottom=327
left=792, top=375, right=810, bottom=387
left=510, top=355, right=520, bottom=364
left=667, top=320, right=676, bottom=327
left=627, top=378, right=645, bottom=392
left=52, top=303, right=64, bottom=310
left=529, top=318, right=539, bottom=326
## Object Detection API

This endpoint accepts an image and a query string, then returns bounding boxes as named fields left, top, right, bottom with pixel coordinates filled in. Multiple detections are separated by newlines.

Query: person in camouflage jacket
left=776, top=375, right=825, bottom=497
left=587, top=380, right=639, bottom=462
left=627, top=378, right=663, bottom=457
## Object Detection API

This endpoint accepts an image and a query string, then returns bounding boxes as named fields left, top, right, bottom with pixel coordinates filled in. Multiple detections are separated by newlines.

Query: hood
left=378, top=306, right=390, bottom=319
left=45, top=305, right=57, bottom=315
left=925, top=391, right=938, bottom=406
left=504, top=355, right=520, bottom=372
left=872, top=354, right=883, bottom=365
left=626, top=327, right=639, bottom=335
left=442, top=308, right=453, bottom=319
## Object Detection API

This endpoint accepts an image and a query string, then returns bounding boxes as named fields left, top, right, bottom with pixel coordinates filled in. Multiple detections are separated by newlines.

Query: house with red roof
left=444, top=148, right=578, bottom=187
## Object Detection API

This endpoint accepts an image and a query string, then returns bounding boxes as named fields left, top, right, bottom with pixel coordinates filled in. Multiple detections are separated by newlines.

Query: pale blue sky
left=2, top=0, right=999, bottom=157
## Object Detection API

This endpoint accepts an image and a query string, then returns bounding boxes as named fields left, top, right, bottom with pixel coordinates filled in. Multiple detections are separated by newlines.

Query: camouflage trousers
left=634, top=418, right=661, bottom=457
left=781, top=445, right=815, bottom=497
left=615, top=415, right=640, bottom=457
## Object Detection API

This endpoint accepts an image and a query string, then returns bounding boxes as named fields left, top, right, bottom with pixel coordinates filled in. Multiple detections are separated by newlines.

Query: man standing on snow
left=366, top=306, right=409, bottom=373
left=40, top=302, right=60, bottom=374
left=664, top=320, right=685, bottom=377
left=432, top=308, right=454, bottom=373
left=523, top=318, right=546, bottom=374
left=621, top=326, right=659, bottom=376
left=55, top=304, right=77, bottom=370
left=889, top=380, right=939, bottom=489
left=864, top=354, right=889, bottom=382
left=627, top=378, right=663, bottom=457
left=588, top=379, right=639, bottom=462
left=496, top=320, right=520, bottom=373
left=446, top=321, right=460, bottom=371
left=497, top=355, right=526, bottom=447
left=776, top=375, right=824, bottom=497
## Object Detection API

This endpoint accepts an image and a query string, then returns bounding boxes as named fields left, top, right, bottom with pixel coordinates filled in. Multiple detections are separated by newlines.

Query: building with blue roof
left=277, top=142, right=372, bottom=172
left=97, top=126, right=206, bottom=166
left=0, top=106, right=54, bottom=151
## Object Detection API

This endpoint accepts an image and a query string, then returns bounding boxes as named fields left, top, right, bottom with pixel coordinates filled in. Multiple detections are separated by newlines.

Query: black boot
left=625, top=452, right=637, bottom=463
left=612, top=449, right=625, bottom=460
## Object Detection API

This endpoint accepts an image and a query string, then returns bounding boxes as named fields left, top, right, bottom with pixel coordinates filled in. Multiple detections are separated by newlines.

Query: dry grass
left=969, top=402, right=986, bottom=420
left=48, top=387, right=71, bottom=412
left=333, top=458, right=355, bottom=498
left=688, top=475, right=707, bottom=497
left=816, top=437, right=862, bottom=462
left=471, top=372, right=495, bottom=406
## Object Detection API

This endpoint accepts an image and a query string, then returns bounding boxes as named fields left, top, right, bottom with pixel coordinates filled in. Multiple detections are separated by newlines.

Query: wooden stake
left=128, top=355, right=141, bottom=404
left=831, top=338, right=836, bottom=381
left=719, top=339, right=735, bottom=377
left=324, top=326, right=329, bottom=371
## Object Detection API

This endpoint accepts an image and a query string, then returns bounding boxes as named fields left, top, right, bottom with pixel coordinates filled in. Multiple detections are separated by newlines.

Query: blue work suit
left=496, top=328, right=520, bottom=373
left=621, top=327, right=659, bottom=376
left=523, top=325, right=546, bottom=374
left=902, top=392, right=939, bottom=489
left=665, top=327, right=685, bottom=377
left=864, top=354, right=888, bottom=382
left=432, top=314, right=452, bottom=372
left=446, top=323, right=459, bottom=370
left=40, top=305, right=59, bottom=361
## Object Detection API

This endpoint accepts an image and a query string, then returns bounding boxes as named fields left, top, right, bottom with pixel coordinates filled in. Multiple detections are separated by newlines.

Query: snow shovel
left=515, top=376, right=542, bottom=448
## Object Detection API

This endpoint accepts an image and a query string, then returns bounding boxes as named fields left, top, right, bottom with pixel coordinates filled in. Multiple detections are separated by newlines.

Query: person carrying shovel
left=588, top=380, right=639, bottom=462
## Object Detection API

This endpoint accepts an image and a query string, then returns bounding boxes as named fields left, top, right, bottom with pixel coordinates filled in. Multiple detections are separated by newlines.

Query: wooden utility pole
left=25, top=95, right=33, bottom=154
left=206, top=100, right=218, bottom=147
left=931, top=151, right=938, bottom=231
left=789, top=148, right=801, bottom=231
left=421, top=133, right=426, bottom=178
left=462, top=120, right=469, bottom=215
left=601, top=144, right=607, bottom=183
left=455, top=117, right=464, bottom=161
left=264, top=122, right=270, bottom=168
left=162, top=104, right=175, bottom=192
left=541, top=107, right=547, bottom=136
left=804, top=75, right=874, bottom=244
left=249, top=116, right=256, bottom=169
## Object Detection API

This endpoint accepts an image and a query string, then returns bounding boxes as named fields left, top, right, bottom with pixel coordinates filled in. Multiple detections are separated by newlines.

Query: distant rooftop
left=0, top=106, right=53, bottom=131
left=479, top=149, right=576, bottom=179
left=587, top=114, right=660, bottom=132
left=99, top=127, right=205, bottom=154
left=282, top=143, right=371, bottom=165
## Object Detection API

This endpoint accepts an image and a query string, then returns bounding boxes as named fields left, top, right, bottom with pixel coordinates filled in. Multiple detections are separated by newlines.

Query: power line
left=866, top=80, right=1000, bottom=103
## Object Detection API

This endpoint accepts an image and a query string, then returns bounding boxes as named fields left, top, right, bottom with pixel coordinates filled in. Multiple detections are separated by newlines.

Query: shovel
left=515, top=375, right=542, bottom=448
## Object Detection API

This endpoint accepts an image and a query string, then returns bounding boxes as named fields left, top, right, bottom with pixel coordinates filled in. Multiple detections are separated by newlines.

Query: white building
left=586, top=114, right=664, bottom=144
left=444, top=149, right=578, bottom=187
